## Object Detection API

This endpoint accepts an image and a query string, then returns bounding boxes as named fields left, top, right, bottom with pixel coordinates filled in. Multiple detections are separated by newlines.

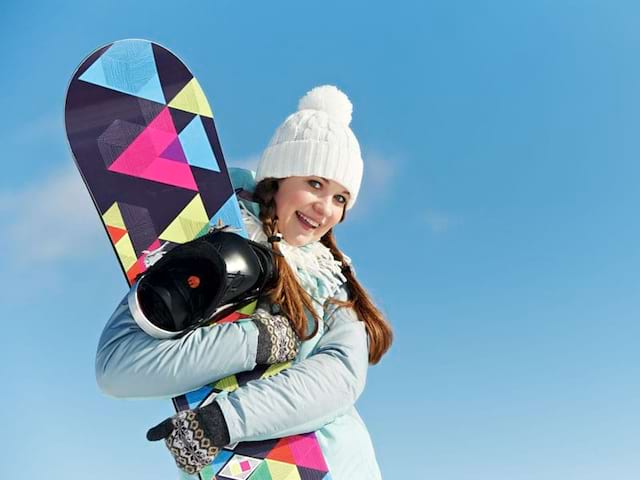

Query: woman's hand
left=147, top=402, right=229, bottom=474
left=252, top=306, right=301, bottom=364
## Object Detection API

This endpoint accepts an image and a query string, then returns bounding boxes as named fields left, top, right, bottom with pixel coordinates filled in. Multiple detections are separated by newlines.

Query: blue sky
left=2, top=0, right=639, bottom=478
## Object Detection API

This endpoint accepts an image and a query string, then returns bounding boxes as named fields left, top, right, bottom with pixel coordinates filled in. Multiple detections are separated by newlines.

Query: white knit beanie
left=255, top=85, right=364, bottom=209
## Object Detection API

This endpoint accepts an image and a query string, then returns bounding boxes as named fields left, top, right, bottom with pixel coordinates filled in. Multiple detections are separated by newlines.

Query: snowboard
left=65, top=39, right=330, bottom=480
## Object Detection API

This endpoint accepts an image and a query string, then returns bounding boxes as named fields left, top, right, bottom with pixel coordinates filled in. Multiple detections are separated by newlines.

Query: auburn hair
left=253, top=178, right=393, bottom=364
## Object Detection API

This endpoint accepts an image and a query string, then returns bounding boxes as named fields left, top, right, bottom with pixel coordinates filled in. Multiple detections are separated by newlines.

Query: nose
left=313, top=195, right=333, bottom=217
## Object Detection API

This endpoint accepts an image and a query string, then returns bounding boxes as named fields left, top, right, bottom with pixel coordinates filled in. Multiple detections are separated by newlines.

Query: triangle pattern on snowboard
left=288, top=435, right=329, bottom=472
left=102, top=202, right=126, bottom=229
left=168, top=77, right=213, bottom=117
left=107, top=107, right=198, bottom=190
left=179, top=115, right=220, bottom=172
left=266, top=439, right=297, bottom=465
left=264, top=459, right=301, bottom=480
left=114, top=233, right=137, bottom=270
left=79, top=39, right=166, bottom=104
left=107, top=225, right=127, bottom=244
left=246, top=461, right=272, bottom=480
left=158, top=193, right=210, bottom=244
left=159, top=137, right=188, bottom=163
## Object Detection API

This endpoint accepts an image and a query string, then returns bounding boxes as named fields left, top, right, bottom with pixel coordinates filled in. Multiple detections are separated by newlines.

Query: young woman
left=96, top=85, right=393, bottom=479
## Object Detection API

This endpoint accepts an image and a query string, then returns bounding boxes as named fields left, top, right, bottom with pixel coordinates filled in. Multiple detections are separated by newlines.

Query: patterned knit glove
left=252, top=306, right=300, bottom=364
left=147, top=402, right=230, bottom=474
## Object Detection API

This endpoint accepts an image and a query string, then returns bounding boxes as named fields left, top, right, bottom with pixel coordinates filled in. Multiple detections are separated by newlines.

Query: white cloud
left=349, top=150, right=398, bottom=217
left=364, top=151, right=396, bottom=192
left=424, top=209, right=460, bottom=233
left=2, top=167, right=103, bottom=265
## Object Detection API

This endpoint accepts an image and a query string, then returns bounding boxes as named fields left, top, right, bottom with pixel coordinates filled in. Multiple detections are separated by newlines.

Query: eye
left=334, top=194, right=347, bottom=205
left=307, top=179, right=322, bottom=189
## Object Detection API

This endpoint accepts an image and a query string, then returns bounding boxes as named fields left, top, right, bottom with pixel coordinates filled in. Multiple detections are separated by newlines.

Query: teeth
left=297, top=212, right=320, bottom=228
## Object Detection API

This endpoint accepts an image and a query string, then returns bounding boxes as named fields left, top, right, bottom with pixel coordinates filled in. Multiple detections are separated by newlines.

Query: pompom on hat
left=255, top=85, right=364, bottom=209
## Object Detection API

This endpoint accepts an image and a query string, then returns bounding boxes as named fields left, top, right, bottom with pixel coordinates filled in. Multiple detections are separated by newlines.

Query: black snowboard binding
left=128, top=230, right=276, bottom=338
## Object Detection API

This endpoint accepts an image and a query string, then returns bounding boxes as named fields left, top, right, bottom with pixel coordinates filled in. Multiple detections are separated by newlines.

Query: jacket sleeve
left=95, top=297, right=260, bottom=399
left=216, top=286, right=369, bottom=443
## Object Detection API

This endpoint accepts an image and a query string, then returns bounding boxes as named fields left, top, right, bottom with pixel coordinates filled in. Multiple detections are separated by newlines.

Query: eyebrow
left=319, top=177, right=351, bottom=196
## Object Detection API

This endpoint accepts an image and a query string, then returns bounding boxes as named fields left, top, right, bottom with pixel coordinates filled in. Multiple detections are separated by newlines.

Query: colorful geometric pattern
left=218, top=454, right=262, bottom=479
left=174, top=355, right=330, bottom=480
left=169, top=78, right=214, bottom=117
left=106, top=107, right=200, bottom=190
left=66, top=39, right=242, bottom=281
left=65, top=39, right=330, bottom=480
left=158, top=194, right=210, bottom=243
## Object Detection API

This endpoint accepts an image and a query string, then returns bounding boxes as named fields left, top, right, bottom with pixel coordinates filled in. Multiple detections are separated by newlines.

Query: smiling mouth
left=296, top=211, right=320, bottom=229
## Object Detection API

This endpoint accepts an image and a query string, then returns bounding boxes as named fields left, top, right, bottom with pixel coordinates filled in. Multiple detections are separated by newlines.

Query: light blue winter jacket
left=95, top=170, right=382, bottom=479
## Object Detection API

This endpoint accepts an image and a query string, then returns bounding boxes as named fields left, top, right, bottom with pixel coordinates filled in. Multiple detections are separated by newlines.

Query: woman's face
left=274, top=176, right=350, bottom=246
